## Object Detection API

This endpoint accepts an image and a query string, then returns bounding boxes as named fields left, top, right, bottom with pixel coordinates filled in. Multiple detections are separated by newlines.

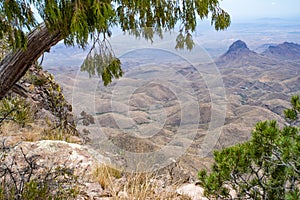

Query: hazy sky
left=220, top=0, right=300, bottom=20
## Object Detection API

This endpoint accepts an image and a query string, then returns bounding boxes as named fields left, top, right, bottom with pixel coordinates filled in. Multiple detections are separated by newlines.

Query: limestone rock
left=176, top=184, right=208, bottom=200
left=1, top=140, right=110, bottom=199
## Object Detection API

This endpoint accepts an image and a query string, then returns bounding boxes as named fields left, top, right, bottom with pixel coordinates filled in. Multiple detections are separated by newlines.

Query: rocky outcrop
left=16, top=64, right=78, bottom=136
left=176, top=183, right=238, bottom=200
left=176, top=184, right=208, bottom=200
left=0, top=139, right=110, bottom=199
left=0, top=139, right=210, bottom=199
left=0, top=64, right=82, bottom=147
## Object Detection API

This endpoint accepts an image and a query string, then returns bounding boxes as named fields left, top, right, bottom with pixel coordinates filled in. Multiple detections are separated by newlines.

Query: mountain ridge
left=262, top=42, right=300, bottom=61
left=216, top=40, right=300, bottom=67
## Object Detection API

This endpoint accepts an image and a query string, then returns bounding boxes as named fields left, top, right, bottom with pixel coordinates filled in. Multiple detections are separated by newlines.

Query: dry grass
left=93, top=164, right=122, bottom=189
left=41, top=128, right=71, bottom=142
left=0, top=121, right=42, bottom=144
left=92, top=164, right=191, bottom=200
left=0, top=120, right=80, bottom=145
left=1, top=122, right=190, bottom=199
left=123, top=172, right=162, bottom=199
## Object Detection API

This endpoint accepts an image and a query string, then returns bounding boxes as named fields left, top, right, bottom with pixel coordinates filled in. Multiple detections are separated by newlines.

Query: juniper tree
left=198, top=95, right=300, bottom=200
left=0, top=0, right=230, bottom=99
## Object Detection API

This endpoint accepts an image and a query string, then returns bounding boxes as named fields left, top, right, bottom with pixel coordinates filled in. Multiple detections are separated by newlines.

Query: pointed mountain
left=227, top=40, right=249, bottom=53
left=216, top=40, right=260, bottom=66
left=262, top=42, right=300, bottom=61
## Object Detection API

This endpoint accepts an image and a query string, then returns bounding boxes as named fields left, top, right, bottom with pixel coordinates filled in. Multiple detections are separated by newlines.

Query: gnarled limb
left=0, top=24, right=62, bottom=100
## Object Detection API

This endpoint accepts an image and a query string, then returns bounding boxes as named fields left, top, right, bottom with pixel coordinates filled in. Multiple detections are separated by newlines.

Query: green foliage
left=81, top=38, right=123, bottom=86
left=20, top=181, right=48, bottom=200
left=1, top=0, right=230, bottom=87
left=0, top=96, right=32, bottom=126
left=115, top=0, right=230, bottom=34
left=0, top=37, right=10, bottom=60
left=0, top=0, right=34, bottom=49
left=285, top=95, right=300, bottom=123
left=1, top=0, right=230, bottom=50
left=198, top=95, right=300, bottom=200
left=26, top=74, right=47, bottom=86
left=175, top=32, right=195, bottom=51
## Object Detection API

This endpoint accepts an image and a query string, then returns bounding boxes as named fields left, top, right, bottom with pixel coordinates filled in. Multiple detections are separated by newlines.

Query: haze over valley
left=41, top=18, right=300, bottom=175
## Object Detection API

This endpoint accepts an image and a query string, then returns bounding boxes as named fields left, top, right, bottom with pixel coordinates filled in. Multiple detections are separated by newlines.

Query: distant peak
left=262, top=41, right=300, bottom=61
left=281, top=42, right=299, bottom=47
left=283, top=42, right=295, bottom=45
left=283, top=42, right=292, bottom=45
left=228, top=40, right=249, bottom=52
left=217, top=40, right=258, bottom=64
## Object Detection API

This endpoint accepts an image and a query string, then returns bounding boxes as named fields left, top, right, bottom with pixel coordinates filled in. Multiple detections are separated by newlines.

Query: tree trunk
left=0, top=23, right=62, bottom=100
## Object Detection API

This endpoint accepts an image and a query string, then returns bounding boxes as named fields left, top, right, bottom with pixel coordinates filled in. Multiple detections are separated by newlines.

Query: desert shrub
left=198, top=95, right=300, bottom=200
left=0, top=96, right=32, bottom=126
left=0, top=140, right=79, bottom=200
left=22, top=64, right=47, bottom=87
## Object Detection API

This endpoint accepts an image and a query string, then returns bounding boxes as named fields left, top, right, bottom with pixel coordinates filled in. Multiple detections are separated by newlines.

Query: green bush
left=198, top=95, right=300, bottom=200
left=0, top=96, right=32, bottom=126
